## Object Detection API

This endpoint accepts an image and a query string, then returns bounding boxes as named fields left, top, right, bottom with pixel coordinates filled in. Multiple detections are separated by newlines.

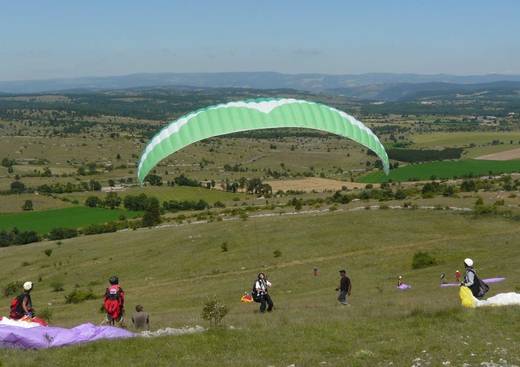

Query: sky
left=0, top=0, right=519, bottom=81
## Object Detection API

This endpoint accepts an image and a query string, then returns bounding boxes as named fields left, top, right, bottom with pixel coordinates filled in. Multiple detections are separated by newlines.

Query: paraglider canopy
left=137, top=98, right=389, bottom=183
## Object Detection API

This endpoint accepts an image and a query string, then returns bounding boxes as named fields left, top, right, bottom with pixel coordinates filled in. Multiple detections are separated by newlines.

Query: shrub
left=50, top=281, right=65, bottom=292
left=3, top=281, right=23, bottom=297
left=64, top=289, right=97, bottom=304
left=273, top=249, right=282, bottom=258
left=48, top=227, right=79, bottom=241
left=38, top=307, right=53, bottom=323
left=220, top=242, right=228, bottom=252
left=22, top=200, right=34, bottom=211
left=412, top=251, right=438, bottom=269
left=44, top=249, right=53, bottom=257
left=201, top=296, right=228, bottom=327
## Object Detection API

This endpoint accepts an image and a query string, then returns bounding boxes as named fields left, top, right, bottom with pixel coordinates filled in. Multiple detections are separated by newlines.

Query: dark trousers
left=259, top=294, right=274, bottom=312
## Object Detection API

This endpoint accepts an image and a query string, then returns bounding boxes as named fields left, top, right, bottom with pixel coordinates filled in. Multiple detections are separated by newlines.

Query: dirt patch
left=266, top=177, right=370, bottom=192
left=476, top=148, right=520, bottom=161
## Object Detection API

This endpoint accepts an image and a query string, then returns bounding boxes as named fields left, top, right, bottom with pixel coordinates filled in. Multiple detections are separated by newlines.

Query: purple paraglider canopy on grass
left=397, top=283, right=412, bottom=290
left=441, top=277, right=506, bottom=288
left=0, top=322, right=134, bottom=349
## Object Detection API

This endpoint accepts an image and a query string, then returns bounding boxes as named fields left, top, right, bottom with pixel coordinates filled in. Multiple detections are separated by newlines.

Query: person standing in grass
left=461, top=258, right=489, bottom=299
left=103, top=276, right=125, bottom=326
left=252, top=272, right=274, bottom=313
left=336, top=270, right=351, bottom=305
left=132, top=305, right=150, bottom=330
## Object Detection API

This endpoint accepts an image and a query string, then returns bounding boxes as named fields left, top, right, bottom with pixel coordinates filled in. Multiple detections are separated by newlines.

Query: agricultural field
left=360, top=159, right=520, bottom=183
left=0, top=209, right=520, bottom=366
left=411, top=131, right=520, bottom=158
left=0, top=206, right=141, bottom=234
left=0, top=193, right=72, bottom=213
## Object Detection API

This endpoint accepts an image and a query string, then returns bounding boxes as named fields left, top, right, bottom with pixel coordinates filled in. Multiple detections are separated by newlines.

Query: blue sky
left=0, top=0, right=518, bottom=80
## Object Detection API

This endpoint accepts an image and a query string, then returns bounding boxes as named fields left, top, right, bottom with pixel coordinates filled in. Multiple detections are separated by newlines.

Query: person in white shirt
left=252, top=272, right=274, bottom=313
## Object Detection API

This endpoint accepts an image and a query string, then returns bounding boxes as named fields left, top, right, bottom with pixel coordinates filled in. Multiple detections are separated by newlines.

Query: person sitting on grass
left=10, top=281, right=35, bottom=320
left=336, top=270, right=351, bottom=305
left=252, top=272, right=274, bottom=313
left=132, top=305, right=150, bottom=330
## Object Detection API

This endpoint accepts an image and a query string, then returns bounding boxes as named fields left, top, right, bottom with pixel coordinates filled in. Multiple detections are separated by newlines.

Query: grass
left=359, top=159, right=520, bottom=183
left=0, top=206, right=141, bottom=234
left=0, top=209, right=519, bottom=365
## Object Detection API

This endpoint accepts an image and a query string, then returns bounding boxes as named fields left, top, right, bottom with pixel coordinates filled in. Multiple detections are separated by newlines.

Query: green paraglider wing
left=137, top=98, right=389, bottom=183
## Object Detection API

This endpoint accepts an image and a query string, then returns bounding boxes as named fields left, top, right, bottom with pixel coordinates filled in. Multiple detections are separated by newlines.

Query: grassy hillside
left=0, top=206, right=141, bottom=234
left=0, top=209, right=519, bottom=366
left=359, top=159, right=520, bottom=183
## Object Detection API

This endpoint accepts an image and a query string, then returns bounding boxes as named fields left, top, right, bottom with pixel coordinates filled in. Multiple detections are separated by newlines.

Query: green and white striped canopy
left=137, top=98, right=389, bottom=183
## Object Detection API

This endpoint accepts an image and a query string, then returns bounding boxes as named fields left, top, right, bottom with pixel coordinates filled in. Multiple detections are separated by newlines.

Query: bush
left=412, top=251, right=438, bottom=269
left=220, top=242, right=228, bottom=252
left=82, top=222, right=118, bottom=235
left=22, top=200, right=33, bottom=211
left=48, top=227, right=78, bottom=240
left=44, top=249, right=53, bottom=257
left=64, top=289, right=97, bottom=304
left=201, top=296, right=228, bottom=327
left=3, top=281, right=23, bottom=297
left=273, top=249, right=282, bottom=258
left=38, top=307, right=53, bottom=323
left=50, top=281, right=65, bottom=292
left=85, top=196, right=102, bottom=208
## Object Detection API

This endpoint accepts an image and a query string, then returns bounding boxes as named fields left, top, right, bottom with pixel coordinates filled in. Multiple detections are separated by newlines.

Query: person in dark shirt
left=335, top=270, right=352, bottom=305
left=131, top=304, right=150, bottom=330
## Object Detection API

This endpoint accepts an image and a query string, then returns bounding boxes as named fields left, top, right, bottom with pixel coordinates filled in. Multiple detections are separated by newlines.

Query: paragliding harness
left=10, top=293, right=32, bottom=320
left=251, top=280, right=266, bottom=303
left=467, top=269, right=489, bottom=299
left=103, top=285, right=124, bottom=322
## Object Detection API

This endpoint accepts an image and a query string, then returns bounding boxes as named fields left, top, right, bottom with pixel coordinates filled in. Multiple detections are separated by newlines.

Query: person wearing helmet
left=461, top=258, right=489, bottom=298
left=252, top=273, right=274, bottom=313
left=9, top=281, right=35, bottom=320
left=103, top=276, right=125, bottom=325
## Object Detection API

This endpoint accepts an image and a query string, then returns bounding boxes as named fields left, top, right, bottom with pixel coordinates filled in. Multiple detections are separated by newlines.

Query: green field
left=359, top=159, right=520, bottom=183
left=0, top=210, right=519, bottom=366
left=0, top=206, right=141, bottom=234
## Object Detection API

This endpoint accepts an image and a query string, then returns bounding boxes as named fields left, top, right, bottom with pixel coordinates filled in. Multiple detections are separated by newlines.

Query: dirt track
left=266, top=177, right=372, bottom=192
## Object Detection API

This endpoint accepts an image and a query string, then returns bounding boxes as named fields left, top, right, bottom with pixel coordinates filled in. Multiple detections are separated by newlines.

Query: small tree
left=201, top=296, right=228, bottom=327
left=142, top=197, right=161, bottom=227
left=22, top=200, right=33, bottom=211
left=10, top=181, right=26, bottom=194
left=103, top=192, right=122, bottom=209
left=85, top=196, right=101, bottom=208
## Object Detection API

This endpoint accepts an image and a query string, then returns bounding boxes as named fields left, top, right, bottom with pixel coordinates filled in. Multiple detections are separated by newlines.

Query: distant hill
left=326, top=81, right=520, bottom=101
left=1, top=72, right=520, bottom=95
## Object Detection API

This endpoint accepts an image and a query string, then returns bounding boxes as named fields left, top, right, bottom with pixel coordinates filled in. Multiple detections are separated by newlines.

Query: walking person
left=336, top=270, right=351, bottom=305
left=252, top=272, right=274, bottom=313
